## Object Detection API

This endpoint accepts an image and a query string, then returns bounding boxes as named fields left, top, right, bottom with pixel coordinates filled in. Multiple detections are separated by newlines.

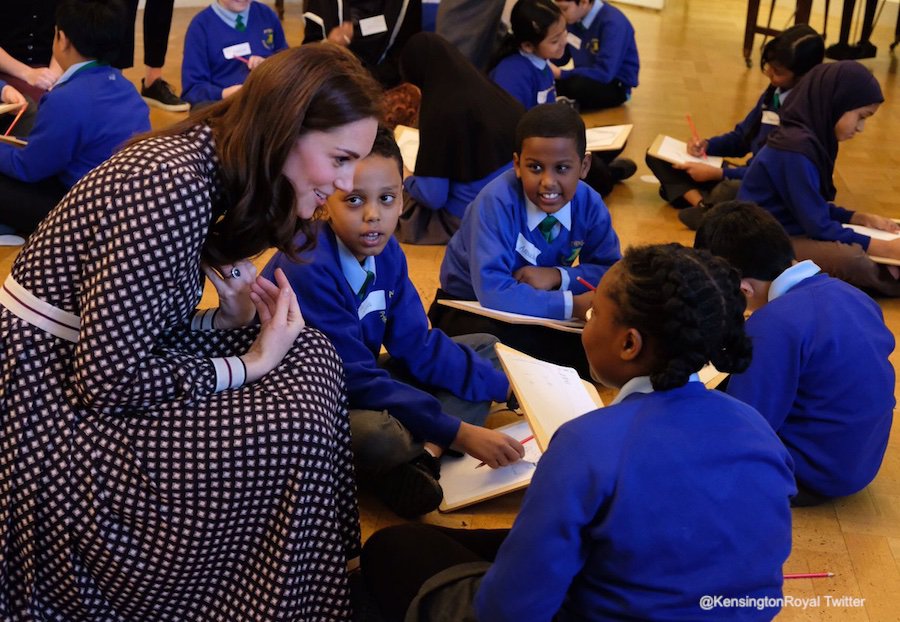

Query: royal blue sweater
left=738, top=146, right=869, bottom=249
left=181, top=2, right=287, bottom=106
left=707, top=88, right=781, bottom=181
left=728, top=272, right=894, bottom=498
left=0, top=64, right=149, bottom=187
left=561, top=1, right=639, bottom=90
left=476, top=382, right=795, bottom=621
left=404, top=162, right=512, bottom=220
left=262, top=223, right=510, bottom=448
left=490, top=52, right=557, bottom=110
left=440, top=168, right=621, bottom=319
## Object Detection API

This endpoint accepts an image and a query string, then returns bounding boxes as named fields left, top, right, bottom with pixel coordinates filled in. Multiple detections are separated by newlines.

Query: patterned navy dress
left=0, top=124, right=360, bottom=620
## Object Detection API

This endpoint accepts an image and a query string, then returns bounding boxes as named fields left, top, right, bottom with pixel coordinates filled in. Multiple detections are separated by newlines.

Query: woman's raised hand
left=202, top=260, right=258, bottom=329
left=241, top=268, right=305, bottom=383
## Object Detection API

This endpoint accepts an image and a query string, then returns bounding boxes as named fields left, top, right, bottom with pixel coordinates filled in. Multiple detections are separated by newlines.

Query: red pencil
left=685, top=113, right=707, bottom=159
left=783, top=572, right=834, bottom=579
left=576, top=276, right=596, bottom=291
left=233, top=55, right=250, bottom=66
left=475, top=435, right=535, bottom=469
left=4, top=103, right=28, bottom=138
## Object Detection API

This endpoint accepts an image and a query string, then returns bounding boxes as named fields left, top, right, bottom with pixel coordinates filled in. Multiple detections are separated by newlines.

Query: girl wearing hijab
left=396, top=32, right=525, bottom=245
left=736, top=60, right=900, bottom=296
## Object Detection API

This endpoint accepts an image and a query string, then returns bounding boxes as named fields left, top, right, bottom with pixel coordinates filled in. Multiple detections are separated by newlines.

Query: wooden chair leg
left=743, top=0, right=763, bottom=67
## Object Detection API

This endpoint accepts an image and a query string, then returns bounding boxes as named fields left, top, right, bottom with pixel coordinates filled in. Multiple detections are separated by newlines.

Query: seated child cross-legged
left=429, top=102, right=622, bottom=378
left=363, top=244, right=796, bottom=622
left=695, top=201, right=895, bottom=506
left=262, top=127, right=524, bottom=518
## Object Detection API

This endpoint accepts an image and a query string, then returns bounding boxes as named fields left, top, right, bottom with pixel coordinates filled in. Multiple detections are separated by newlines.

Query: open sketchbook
left=648, top=134, right=724, bottom=168
left=393, top=125, right=419, bottom=172
left=842, top=224, right=900, bottom=266
left=439, top=345, right=603, bottom=511
left=436, top=299, right=585, bottom=334
left=0, top=135, right=27, bottom=147
left=0, top=103, right=22, bottom=116
left=585, top=124, right=632, bottom=152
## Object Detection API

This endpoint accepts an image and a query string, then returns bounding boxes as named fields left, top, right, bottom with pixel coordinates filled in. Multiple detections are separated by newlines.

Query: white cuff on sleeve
left=563, top=290, right=573, bottom=319
left=211, top=356, right=246, bottom=392
left=191, top=308, right=218, bottom=331
left=557, top=267, right=570, bottom=291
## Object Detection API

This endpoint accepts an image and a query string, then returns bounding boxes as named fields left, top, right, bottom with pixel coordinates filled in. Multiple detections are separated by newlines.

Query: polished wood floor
left=3, top=0, right=900, bottom=618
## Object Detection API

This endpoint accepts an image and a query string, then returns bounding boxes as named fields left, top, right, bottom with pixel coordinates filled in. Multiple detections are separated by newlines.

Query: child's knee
left=349, top=409, right=422, bottom=475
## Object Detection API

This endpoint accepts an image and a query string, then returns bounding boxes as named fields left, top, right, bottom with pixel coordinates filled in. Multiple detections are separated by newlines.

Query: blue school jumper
left=560, top=0, right=639, bottom=91
left=439, top=168, right=621, bottom=320
left=181, top=2, right=287, bottom=106
left=490, top=51, right=557, bottom=110
left=404, top=162, right=512, bottom=220
left=707, top=86, right=785, bottom=181
left=737, top=146, right=870, bottom=249
left=728, top=263, right=895, bottom=498
left=476, top=379, right=795, bottom=621
left=262, top=222, right=509, bottom=448
left=0, top=62, right=149, bottom=187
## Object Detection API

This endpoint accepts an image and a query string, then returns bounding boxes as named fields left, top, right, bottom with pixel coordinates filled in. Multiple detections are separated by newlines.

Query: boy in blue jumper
left=181, top=0, right=287, bottom=108
left=0, top=0, right=150, bottom=239
left=695, top=201, right=895, bottom=506
left=554, top=0, right=639, bottom=110
left=430, top=103, right=621, bottom=377
left=263, top=127, right=524, bottom=518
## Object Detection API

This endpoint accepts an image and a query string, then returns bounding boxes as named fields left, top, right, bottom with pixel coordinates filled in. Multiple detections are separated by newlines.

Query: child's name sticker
left=359, top=14, right=389, bottom=37
left=761, top=110, right=780, bottom=126
left=222, top=42, right=252, bottom=59
left=566, top=32, right=582, bottom=49
left=537, top=86, right=553, bottom=104
left=358, top=290, right=386, bottom=320
left=516, top=233, right=541, bottom=265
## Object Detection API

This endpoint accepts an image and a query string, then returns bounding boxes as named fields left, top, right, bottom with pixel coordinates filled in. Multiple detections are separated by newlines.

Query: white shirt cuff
left=557, top=267, right=570, bottom=291
left=191, top=308, right=218, bottom=330
left=563, top=290, right=573, bottom=319
left=211, top=356, right=246, bottom=392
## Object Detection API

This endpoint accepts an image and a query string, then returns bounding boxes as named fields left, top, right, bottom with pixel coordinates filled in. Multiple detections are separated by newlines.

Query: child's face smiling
left=513, top=136, right=590, bottom=214
left=526, top=15, right=568, bottom=61
left=555, top=0, right=592, bottom=24
left=325, top=154, right=403, bottom=261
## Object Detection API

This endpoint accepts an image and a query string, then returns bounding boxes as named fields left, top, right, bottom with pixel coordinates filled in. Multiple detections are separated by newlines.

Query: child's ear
left=513, top=152, right=522, bottom=178
left=620, top=327, right=643, bottom=361
left=521, top=41, right=536, bottom=55
left=579, top=151, right=592, bottom=179
left=739, top=278, right=755, bottom=301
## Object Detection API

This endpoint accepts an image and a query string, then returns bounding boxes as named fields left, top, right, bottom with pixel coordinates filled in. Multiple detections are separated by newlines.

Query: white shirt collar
left=582, top=0, right=604, bottom=29
left=55, top=60, right=95, bottom=88
left=611, top=373, right=701, bottom=405
left=519, top=49, right=548, bottom=70
left=336, top=235, right=377, bottom=295
left=525, top=198, right=571, bottom=232
left=211, top=1, right=251, bottom=29
left=768, top=260, right=820, bottom=301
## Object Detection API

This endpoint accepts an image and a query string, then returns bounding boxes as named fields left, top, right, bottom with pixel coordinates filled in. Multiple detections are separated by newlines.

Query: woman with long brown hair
left=0, top=43, right=380, bottom=619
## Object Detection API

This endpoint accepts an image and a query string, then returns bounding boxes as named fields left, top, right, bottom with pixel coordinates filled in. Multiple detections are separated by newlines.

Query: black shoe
left=851, top=41, right=877, bottom=59
left=678, top=201, right=712, bottom=231
left=825, top=42, right=855, bottom=60
left=374, top=453, right=443, bottom=518
left=141, top=78, right=189, bottom=112
left=608, top=158, right=637, bottom=183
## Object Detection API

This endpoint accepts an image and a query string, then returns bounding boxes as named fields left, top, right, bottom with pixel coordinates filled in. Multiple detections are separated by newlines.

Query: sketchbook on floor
left=585, top=124, right=632, bottom=152
left=842, top=224, right=900, bottom=266
left=436, top=299, right=585, bottom=334
left=648, top=134, right=724, bottom=168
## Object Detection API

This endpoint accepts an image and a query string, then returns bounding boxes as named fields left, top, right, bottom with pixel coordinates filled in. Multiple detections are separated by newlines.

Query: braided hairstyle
left=608, top=244, right=753, bottom=391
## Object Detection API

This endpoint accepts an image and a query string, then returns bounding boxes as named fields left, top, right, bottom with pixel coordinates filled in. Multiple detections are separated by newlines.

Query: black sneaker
left=678, top=201, right=712, bottom=231
left=141, top=78, right=189, bottom=112
left=373, top=453, right=443, bottom=518
left=609, top=158, right=637, bottom=183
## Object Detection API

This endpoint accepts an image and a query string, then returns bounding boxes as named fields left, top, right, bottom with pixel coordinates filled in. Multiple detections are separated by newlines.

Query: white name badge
left=566, top=32, right=582, bottom=49
left=359, top=14, right=389, bottom=37
left=358, top=290, right=386, bottom=320
left=537, top=87, right=553, bottom=104
left=516, top=233, right=541, bottom=265
left=222, top=42, right=252, bottom=59
left=761, top=110, right=781, bottom=126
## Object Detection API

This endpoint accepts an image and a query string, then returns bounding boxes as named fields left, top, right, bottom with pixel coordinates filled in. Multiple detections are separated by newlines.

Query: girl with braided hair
left=361, top=244, right=796, bottom=622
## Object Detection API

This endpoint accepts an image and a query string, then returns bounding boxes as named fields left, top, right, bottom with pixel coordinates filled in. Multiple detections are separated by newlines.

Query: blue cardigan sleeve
left=404, top=174, right=450, bottom=211
left=383, top=254, right=509, bottom=403
left=0, top=90, right=78, bottom=183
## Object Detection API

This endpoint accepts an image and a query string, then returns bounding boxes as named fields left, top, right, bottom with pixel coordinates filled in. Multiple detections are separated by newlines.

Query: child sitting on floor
left=363, top=243, right=795, bottom=621
left=695, top=201, right=895, bottom=506
left=262, top=127, right=524, bottom=518
left=430, top=102, right=621, bottom=377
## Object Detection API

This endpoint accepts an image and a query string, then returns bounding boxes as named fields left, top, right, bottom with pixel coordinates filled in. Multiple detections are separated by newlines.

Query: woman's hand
left=24, top=66, right=59, bottom=91
left=247, top=55, right=266, bottom=71
left=222, top=84, right=242, bottom=98
left=673, top=161, right=723, bottom=182
left=513, top=265, right=562, bottom=290
left=1, top=85, right=26, bottom=107
left=241, top=268, right=305, bottom=383
left=452, top=422, right=525, bottom=468
left=202, top=260, right=257, bottom=329
left=850, top=212, right=900, bottom=234
left=327, top=22, right=354, bottom=46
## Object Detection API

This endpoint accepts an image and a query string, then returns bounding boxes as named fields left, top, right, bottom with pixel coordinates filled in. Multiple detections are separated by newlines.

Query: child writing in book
left=262, top=127, right=524, bottom=518
left=645, top=24, right=824, bottom=229
left=695, top=201, right=895, bottom=506
left=363, top=244, right=795, bottom=622
left=736, top=60, right=900, bottom=296
left=0, top=0, right=150, bottom=240
left=553, top=0, right=639, bottom=110
left=181, top=0, right=287, bottom=108
left=430, top=102, right=621, bottom=376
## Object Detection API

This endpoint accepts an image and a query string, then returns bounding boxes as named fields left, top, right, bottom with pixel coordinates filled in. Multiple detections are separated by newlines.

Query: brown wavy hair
left=145, top=43, right=382, bottom=265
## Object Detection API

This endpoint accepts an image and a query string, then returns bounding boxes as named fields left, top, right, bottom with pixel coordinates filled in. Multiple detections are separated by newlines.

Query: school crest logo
left=589, top=38, right=600, bottom=54
left=560, top=241, right=584, bottom=267
left=262, top=28, right=275, bottom=50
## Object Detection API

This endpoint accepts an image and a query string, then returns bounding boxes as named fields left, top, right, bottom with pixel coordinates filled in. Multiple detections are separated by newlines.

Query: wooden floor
left=3, top=0, right=900, bottom=618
